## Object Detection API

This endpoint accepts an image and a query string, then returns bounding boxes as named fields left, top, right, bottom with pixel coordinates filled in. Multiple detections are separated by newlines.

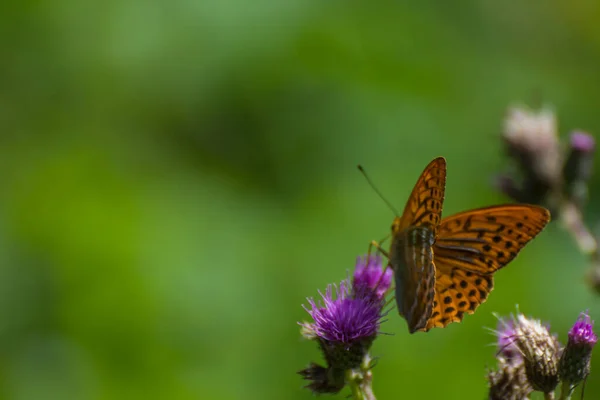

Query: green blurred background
left=0, top=1, right=599, bottom=399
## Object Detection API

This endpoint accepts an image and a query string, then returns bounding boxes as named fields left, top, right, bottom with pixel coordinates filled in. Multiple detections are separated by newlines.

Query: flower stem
left=544, top=391, right=556, bottom=400
left=558, top=381, right=575, bottom=400
left=346, top=354, right=376, bottom=400
left=561, top=202, right=597, bottom=255
left=346, top=370, right=363, bottom=400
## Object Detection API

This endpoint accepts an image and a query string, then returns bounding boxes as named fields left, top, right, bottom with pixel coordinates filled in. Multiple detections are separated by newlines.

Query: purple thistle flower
left=299, top=256, right=388, bottom=394
left=302, top=280, right=382, bottom=345
left=559, top=311, right=597, bottom=388
left=353, top=254, right=392, bottom=301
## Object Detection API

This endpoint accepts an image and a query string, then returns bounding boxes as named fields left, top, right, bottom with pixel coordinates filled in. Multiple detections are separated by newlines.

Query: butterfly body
left=385, top=157, right=550, bottom=333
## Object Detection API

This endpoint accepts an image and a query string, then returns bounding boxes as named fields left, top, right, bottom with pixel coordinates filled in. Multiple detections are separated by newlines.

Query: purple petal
left=570, top=131, right=595, bottom=153
left=568, top=312, right=597, bottom=347
left=496, top=317, right=522, bottom=364
left=353, top=255, right=392, bottom=299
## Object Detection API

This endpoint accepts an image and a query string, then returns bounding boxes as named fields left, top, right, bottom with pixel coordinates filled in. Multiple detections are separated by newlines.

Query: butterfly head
left=391, top=217, right=403, bottom=236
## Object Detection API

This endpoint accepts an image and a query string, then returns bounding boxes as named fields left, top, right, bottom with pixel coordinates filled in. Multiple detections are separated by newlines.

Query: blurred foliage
left=0, top=1, right=599, bottom=399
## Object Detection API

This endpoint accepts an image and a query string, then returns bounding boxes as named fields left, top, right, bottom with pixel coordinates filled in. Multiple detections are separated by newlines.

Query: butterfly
left=375, top=157, right=550, bottom=333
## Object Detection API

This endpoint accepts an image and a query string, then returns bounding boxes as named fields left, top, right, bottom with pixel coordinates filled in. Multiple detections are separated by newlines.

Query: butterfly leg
left=367, top=235, right=390, bottom=260
left=366, top=239, right=395, bottom=294
left=367, top=239, right=390, bottom=259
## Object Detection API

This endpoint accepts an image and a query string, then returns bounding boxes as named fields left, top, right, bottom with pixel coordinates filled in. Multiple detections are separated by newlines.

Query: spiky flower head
left=559, top=311, right=597, bottom=388
left=487, top=363, right=532, bottom=400
left=487, top=315, right=533, bottom=399
left=302, top=281, right=381, bottom=355
left=298, top=255, right=388, bottom=394
left=503, top=106, right=562, bottom=190
left=510, top=313, right=561, bottom=394
left=353, top=254, right=392, bottom=301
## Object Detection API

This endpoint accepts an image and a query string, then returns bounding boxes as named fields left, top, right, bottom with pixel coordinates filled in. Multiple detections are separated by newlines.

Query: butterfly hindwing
left=425, top=259, right=494, bottom=331
left=391, top=226, right=436, bottom=333
left=433, top=205, right=550, bottom=274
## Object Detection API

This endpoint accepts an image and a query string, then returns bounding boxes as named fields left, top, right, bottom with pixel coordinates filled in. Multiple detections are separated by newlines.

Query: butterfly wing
left=393, top=157, right=447, bottom=234
left=425, top=260, right=494, bottom=330
left=434, top=205, right=550, bottom=274
left=390, top=226, right=436, bottom=333
left=424, top=204, right=550, bottom=330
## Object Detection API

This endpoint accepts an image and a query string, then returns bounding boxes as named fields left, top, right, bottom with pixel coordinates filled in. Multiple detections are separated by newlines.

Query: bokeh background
left=1, top=1, right=599, bottom=399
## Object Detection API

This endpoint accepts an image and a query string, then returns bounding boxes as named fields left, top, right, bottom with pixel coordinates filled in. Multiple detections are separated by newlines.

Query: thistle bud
left=558, top=312, right=597, bottom=388
left=297, top=363, right=345, bottom=394
left=487, top=363, right=532, bottom=400
left=511, top=314, right=561, bottom=394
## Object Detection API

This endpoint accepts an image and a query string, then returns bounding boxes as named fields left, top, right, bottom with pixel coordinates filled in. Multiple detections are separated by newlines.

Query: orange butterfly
left=374, top=157, right=550, bottom=333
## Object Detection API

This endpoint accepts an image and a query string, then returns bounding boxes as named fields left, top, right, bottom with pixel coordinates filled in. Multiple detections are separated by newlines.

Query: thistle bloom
left=495, top=106, right=597, bottom=217
left=302, top=281, right=382, bottom=347
left=559, top=312, right=597, bottom=390
left=353, top=254, right=393, bottom=301
left=298, top=255, right=389, bottom=394
left=501, top=106, right=562, bottom=203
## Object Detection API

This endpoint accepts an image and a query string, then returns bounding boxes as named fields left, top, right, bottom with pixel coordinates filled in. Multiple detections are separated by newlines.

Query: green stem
left=345, top=354, right=376, bottom=400
left=558, top=381, right=575, bottom=400
left=346, top=369, right=367, bottom=400
left=544, top=391, right=556, bottom=400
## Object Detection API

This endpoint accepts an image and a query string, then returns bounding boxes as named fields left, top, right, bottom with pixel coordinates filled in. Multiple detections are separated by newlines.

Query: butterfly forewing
left=394, top=157, right=447, bottom=235
left=433, top=205, right=551, bottom=274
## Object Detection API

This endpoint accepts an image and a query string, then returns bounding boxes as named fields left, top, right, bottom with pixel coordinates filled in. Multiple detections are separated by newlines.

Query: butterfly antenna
left=357, top=165, right=400, bottom=216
